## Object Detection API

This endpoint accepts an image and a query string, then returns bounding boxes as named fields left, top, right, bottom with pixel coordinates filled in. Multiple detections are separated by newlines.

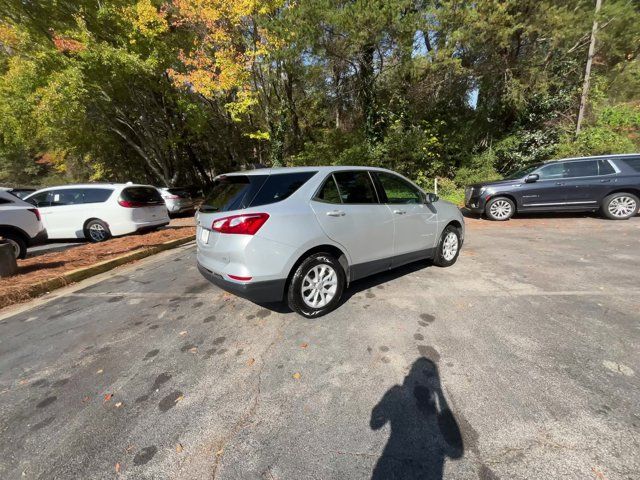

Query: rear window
left=121, top=187, right=164, bottom=204
left=200, top=172, right=316, bottom=213
left=622, top=157, right=640, bottom=172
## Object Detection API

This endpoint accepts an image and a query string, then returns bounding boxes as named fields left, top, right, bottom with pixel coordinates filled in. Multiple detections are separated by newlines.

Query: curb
left=0, top=235, right=195, bottom=309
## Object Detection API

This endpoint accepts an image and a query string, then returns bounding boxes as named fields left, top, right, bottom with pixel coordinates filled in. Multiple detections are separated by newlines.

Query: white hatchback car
left=0, top=188, right=47, bottom=258
left=25, top=184, right=169, bottom=242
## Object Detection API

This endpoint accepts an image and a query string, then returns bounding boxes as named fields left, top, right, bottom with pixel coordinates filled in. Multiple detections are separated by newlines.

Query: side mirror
left=425, top=193, right=439, bottom=204
left=525, top=174, right=539, bottom=183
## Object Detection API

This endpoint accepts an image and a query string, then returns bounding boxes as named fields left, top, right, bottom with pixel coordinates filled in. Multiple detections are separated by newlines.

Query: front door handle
left=600, top=179, right=611, bottom=183
left=555, top=182, right=565, bottom=186
left=326, top=210, right=345, bottom=217
left=393, top=210, right=407, bottom=215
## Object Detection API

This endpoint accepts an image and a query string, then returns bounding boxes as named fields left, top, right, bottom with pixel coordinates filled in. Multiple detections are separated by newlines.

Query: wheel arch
left=604, top=188, right=640, bottom=199
left=0, top=224, right=30, bottom=242
left=285, top=244, right=350, bottom=292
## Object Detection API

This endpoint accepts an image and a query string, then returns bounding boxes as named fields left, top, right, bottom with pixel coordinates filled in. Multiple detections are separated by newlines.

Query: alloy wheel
left=301, top=264, right=338, bottom=309
left=489, top=199, right=512, bottom=220
left=89, top=223, right=108, bottom=242
left=608, top=196, right=637, bottom=218
left=442, top=231, right=459, bottom=261
left=5, top=238, right=20, bottom=259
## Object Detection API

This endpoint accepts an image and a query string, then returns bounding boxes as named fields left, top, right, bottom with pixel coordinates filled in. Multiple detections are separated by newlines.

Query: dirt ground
left=0, top=217, right=195, bottom=308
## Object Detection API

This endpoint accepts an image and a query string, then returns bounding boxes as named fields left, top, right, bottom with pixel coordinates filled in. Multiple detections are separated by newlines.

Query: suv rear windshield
left=121, top=187, right=164, bottom=205
left=200, top=172, right=316, bottom=213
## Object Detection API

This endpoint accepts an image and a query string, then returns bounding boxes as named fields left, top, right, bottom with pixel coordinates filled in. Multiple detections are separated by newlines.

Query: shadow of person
left=370, top=358, right=464, bottom=480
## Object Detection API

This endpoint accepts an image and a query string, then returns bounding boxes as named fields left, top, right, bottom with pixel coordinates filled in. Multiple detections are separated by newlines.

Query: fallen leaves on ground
left=175, top=394, right=184, bottom=404
left=188, top=347, right=198, bottom=353
left=96, top=369, right=103, bottom=374
left=115, top=463, right=121, bottom=473
left=103, top=393, right=113, bottom=403
left=115, top=401, right=123, bottom=408
left=292, top=372, right=301, bottom=380
left=247, top=358, right=255, bottom=366
left=176, top=443, right=183, bottom=453
left=179, top=331, right=187, bottom=336
left=300, top=343, right=308, bottom=349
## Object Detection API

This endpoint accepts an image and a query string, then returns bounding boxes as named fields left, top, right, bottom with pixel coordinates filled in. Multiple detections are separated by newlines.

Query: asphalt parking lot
left=0, top=214, right=638, bottom=480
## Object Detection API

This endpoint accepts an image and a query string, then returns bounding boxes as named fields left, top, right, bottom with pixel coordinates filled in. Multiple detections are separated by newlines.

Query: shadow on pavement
left=370, top=357, right=464, bottom=480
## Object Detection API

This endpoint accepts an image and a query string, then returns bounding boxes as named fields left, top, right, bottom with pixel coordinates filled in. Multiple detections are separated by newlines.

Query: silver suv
left=196, top=167, right=465, bottom=317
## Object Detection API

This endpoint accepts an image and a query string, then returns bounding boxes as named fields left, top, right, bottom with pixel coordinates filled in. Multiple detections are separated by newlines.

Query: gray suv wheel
left=287, top=253, right=345, bottom=318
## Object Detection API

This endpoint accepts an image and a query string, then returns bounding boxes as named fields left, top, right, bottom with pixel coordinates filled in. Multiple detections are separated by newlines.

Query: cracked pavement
left=0, top=214, right=638, bottom=479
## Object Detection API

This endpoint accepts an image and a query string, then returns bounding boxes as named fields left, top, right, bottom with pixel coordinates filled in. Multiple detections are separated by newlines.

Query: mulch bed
left=0, top=217, right=195, bottom=310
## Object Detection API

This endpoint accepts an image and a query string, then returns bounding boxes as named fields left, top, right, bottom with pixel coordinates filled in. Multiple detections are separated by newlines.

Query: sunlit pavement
left=1, top=214, right=638, bottom=479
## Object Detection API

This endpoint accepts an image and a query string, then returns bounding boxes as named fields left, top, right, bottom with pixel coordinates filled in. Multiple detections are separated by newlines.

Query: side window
left=332, top=171, right=378, bottom=204
left=83, top=188, right=113, bottom=204
left=50, top=189, right=84, bottom=206
left=597, top=160, right=616, bottom=175
left=621, top=157, right=640, bottom=172
left=316, top=175, right=342, bottom=204
left=564, top=160, right=599, bottom=178
left=27, top=191, right=51, bottom=207
left=376, top=172, right=423, bottom=204
left=536, top=163, right=566, bottom=179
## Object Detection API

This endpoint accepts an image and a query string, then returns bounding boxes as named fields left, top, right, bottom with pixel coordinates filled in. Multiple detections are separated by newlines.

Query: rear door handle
left=600, top=179, right=611, bottom=183
left=393, top=210, right=407, bottom=215
left=326, top=210, right=345, bottom=217
left=555, top=182, right=565, bottom=186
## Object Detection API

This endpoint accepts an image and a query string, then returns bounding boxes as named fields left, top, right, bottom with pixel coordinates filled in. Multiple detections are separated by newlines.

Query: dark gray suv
left=465, top=154, right=640, bottom=221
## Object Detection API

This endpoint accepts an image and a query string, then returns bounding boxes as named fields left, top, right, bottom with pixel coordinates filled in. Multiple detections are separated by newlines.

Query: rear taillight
left=212, top=213, right=269, bottom=235
left=118, top=199, right=146, bottom=208
left=27, top=208, right=40, bottom=221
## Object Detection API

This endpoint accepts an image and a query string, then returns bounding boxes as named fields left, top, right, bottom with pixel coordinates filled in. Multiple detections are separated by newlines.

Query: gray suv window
left=622, top=157, right=640, bottom=172
left=316, top=176, right=342, bottom=204
left=376, top=172, right=423, bottom=204
left=332, top=171, right=378, bottom=204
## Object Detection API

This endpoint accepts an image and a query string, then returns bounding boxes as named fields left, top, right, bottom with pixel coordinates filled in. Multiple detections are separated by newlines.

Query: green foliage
left=1, top=0, right=639, bottom=187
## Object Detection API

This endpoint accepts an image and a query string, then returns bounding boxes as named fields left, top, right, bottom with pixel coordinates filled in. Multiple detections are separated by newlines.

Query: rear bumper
left=197, top=261, right=286, bottom=304
left=28, top=229, right=48, bottom=246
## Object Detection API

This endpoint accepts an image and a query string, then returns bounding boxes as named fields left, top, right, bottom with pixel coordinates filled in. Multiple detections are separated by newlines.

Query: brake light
left=27, top=208, right=40, bottom=221
left=118, top=199, right=146, bottom=208
left=211, top=213, right=269, bottom=235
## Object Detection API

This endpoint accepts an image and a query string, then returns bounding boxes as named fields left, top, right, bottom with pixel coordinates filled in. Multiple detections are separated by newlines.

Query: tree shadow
left=370, top=358, right=463, bottom=480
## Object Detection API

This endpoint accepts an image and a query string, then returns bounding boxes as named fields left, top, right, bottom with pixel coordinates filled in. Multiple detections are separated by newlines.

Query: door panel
left=519, top=162, right=568, bottom=209
left=561, top=159, right=616, bottom=205
left=310, top=172, right=394, bottom=278
left=374, top=172, right=438, bottom=261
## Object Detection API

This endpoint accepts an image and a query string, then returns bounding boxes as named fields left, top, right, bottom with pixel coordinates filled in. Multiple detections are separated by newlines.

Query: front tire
left=287, top=253, right=345, bottom=318
left=433, top=225, right=461, bottom=267
left=84, top=219, right=111, bottom=243
left=601, top=192, right=639, bottom=220
left=485, top=197, right=515, bottom=221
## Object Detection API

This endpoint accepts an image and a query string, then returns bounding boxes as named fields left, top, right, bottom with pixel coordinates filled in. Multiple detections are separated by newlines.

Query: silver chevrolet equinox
left=196, top=166, right=465, bottom=318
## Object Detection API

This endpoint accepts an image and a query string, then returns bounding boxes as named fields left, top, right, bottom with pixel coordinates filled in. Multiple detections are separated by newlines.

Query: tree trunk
left=576, top=0, right=603, bottom=136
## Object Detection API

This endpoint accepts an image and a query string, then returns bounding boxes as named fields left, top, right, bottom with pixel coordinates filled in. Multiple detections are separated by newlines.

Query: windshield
left=504, top=164, right=541, bottom=180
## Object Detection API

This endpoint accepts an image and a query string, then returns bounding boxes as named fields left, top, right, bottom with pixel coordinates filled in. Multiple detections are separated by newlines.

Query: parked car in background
left=24, top=184, right=169, bottom=242
left=0, top=188, right=47, bottom=258
left=465, top=154, right=640, bottom=221
left=158, top=186, right=203, bottom=217
left=1, top=187, right=37, bottom=199
left=196, top=166, right=464, bottom=318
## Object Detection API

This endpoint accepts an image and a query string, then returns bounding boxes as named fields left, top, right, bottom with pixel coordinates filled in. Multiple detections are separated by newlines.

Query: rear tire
left=1, top=231, right=27, bottom=259
left=84, top=219, right=111, bottom=243
left=287, top=253, right=345, bottom=318
left=601, top=192, right=639, bottom=220
left=433, top=225, right=461, bottom=267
